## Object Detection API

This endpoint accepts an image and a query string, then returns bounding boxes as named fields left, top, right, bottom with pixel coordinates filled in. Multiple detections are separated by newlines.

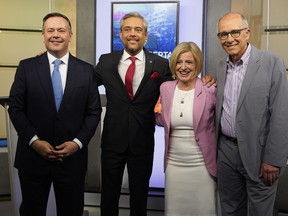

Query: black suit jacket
left=95, top=50, right=171, bottom=154
left=8, top=52, right=102, bottom=175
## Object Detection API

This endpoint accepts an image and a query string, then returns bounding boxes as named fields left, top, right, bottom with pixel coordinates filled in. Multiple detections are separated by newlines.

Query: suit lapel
left=36, top=53, right=56, bottom=110
left=193, top=78, right=205, bottom=134
left=164, top=81, right=177, bottom=131
left=60, top=54, right=79, bottom=111
left=216, top=59, right=227, bottom=128
left=217, top=59, right=227, bottom=109
left=113, top=51, right=126, bottom=88
left=237, top=46, right=260, bottom=112
left=111, top=51, right=132, bottom=99
left=133, top=51, right=154, bottom=99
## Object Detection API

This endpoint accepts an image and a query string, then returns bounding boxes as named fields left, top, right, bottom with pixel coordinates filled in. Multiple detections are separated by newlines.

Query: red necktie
left=125, top=56, right=136, bottom=100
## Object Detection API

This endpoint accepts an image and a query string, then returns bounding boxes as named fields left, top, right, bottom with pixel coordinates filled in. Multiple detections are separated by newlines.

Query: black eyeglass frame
left=217, top=28, right=248, bottom=40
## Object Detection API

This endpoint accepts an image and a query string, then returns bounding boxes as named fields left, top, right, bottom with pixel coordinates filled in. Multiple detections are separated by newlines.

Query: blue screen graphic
left=112, top=2, right=179, bottom=60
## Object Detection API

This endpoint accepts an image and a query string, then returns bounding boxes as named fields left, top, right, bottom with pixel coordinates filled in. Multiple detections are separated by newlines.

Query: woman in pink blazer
left=155, top=42, right=217, bottom=215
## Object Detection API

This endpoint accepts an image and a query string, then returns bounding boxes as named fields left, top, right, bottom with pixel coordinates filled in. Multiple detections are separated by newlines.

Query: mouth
left=128, top=38, right=138, bottom=43
left=179, top=70, right=191, bottom=75
left=225, top=42, right=238, bottom=48
left=50, top=40, right=63, bottom=44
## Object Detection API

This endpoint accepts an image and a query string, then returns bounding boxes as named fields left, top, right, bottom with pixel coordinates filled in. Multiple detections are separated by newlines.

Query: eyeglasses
left=217, top=28, right=247, bottom=40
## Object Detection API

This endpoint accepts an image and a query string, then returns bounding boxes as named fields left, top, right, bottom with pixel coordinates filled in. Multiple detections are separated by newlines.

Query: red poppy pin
left=150, top=71, right=159, bottom=79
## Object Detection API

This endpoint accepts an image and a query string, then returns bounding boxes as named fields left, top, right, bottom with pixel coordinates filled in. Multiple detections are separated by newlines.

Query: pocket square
left=150, top=71, right=159, bottom=79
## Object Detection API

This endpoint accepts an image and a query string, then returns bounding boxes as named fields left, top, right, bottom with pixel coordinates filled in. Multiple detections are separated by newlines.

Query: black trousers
left=18, top=165, right=86, bottom=216
left=100, top=149, right=154, bottom=216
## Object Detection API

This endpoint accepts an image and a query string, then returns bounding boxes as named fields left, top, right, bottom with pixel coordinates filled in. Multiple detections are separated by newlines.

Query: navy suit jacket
left=95, top=50, right=171, bottom=154
left=8, top=52, right=102, bottom=175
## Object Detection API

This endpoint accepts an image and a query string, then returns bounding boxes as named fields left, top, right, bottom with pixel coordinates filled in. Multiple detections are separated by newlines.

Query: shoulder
left=69, top=54, right=93, bottom=69
left=98, top=51, right=122, bottom=61
left=160, top=80, right=177, bottom=90
left=19, top=55, right=43, bottom=64
left=251, top=46, right=283, bottom=62
left=16, top=54, right=48, bottom=71
left=145, top=51, right=169, bottom=63
left=196, top=78, right=216, bottom=95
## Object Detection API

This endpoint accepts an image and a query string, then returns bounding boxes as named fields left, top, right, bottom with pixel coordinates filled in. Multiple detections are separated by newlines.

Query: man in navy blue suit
left=8, top=13, right=101, bottom=216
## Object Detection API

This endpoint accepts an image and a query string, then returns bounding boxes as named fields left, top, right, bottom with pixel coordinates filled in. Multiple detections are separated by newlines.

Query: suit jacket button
left=196, top=138, right=199, bottom=142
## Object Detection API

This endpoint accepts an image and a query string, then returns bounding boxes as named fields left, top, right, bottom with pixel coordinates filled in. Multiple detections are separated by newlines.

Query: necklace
left=180, top=93, right=186, bottom=117
left=177, top=87, right=193, bottom=117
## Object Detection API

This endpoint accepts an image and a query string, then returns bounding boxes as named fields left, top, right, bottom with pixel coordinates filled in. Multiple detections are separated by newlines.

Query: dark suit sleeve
left=73, top=63, right=102, bottom=147
left=8, top=60, right=38, bottom=143
left=160, top=58, right=173, bottom=83
left=94, top=55, right=104, bottom=86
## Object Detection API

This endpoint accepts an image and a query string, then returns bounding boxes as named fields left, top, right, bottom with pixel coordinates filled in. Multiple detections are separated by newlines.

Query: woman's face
left=175, top=51, right=197, bottom=83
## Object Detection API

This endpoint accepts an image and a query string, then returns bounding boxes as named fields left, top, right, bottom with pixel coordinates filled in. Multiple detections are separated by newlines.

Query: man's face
left=120, top=17, right=148, bottom=55
left=42, top=16, right=72, bottom=58
left=218, top=13, right=250, bottom=63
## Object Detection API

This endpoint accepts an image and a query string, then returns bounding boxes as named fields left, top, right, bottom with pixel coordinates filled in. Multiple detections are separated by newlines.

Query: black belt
left=221, top=133, right=238, bottom=145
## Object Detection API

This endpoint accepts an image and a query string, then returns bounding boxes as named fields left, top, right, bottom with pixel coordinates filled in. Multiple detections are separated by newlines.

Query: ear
left=69, top=32, right=73, bottom=42
left=245, top=28, right=251, bottom=40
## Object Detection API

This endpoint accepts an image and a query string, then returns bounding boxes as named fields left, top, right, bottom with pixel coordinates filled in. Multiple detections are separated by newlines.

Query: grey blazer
left=215, top=45, right=288, bottom=181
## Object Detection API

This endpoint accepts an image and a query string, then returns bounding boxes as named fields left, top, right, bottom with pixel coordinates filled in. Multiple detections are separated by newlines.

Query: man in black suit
left=8, top=13, right=101, bottom=216
left=94, top=12, right=171, bottom=216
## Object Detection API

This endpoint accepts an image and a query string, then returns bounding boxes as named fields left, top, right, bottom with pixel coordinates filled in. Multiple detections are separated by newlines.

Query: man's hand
left=31, top=139, right=61, bottom=161
left=259, top=163, right=279, bottom=186
left=51, top=141, right=80, bottom=161
left=201, top=75, right=217, bottom=87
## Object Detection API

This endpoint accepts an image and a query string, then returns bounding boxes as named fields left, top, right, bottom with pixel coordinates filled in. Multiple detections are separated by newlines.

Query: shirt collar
left=226, top=43, right=251, bottom=66
left=122, top=49, right=144, bottom=62
left=47, top=52, right=69, bottom=65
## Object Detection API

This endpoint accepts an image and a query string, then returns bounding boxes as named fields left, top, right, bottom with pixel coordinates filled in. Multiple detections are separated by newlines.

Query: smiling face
left=175, top=51, right=198, bottom=84
left=120, top=17, right=148, bottom=55
left=218, top=13, right=250, bottom=63
left=42, top=16, right=72, bottom=58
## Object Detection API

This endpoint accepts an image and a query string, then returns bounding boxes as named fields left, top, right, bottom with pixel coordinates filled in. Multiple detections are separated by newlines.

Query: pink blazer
left=156, top=78, right=217, bottom=177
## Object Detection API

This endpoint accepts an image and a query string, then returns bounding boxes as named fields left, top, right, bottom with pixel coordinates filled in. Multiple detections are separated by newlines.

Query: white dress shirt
left=118, top=49, right=146, bottom=95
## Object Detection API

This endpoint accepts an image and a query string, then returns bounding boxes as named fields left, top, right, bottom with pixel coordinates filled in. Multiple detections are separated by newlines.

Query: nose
left=180, top=62, right=188, bottom=69
left=52, top=31, right=59, bottom=38
left=226, top=33, right=234, bottom=42
left=129, top=29, right=136, bottom=36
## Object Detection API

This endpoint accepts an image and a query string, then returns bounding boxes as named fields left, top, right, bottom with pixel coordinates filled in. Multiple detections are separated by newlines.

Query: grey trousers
left=217, top=134, right=278, bottom=216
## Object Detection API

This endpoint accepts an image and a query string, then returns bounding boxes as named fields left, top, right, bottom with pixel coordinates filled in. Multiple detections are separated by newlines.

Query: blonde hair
left=170, top=42, right=203, bottom=79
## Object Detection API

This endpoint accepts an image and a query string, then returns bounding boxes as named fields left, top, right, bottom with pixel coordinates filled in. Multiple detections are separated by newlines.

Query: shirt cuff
left=73, top=138, right=83, bottom=149
left=29, top=135, right=39, bottom=146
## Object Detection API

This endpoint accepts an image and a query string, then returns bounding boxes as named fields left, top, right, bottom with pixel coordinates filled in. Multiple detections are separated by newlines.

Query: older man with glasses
left=214, top=12, right=288, bottom=216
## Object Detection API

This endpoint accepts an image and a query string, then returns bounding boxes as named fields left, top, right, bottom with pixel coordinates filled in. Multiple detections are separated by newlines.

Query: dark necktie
left=125, top=56, right=136, bottom=100
left=52, top=59, right=63, bottom=111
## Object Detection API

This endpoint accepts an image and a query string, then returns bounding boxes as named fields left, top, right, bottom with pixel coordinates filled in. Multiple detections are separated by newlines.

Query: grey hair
left=120, top=12, right=148, bottom=32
